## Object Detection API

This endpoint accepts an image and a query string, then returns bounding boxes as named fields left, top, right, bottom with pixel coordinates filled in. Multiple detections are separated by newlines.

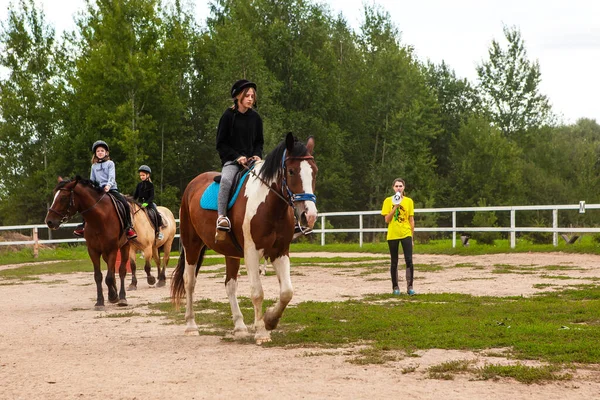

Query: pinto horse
left=45, top=177, right=131, bottom=310
left=128, top=203, right=176, bottom=290
left=171, top=133, right=318, bottom=343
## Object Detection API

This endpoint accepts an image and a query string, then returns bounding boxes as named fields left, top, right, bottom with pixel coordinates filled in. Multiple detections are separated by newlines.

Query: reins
left=47, top=181, right=107, bottom=223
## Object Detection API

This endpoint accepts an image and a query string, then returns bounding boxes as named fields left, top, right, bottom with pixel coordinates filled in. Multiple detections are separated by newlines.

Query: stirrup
left=216, top=216, right=231, bottom=232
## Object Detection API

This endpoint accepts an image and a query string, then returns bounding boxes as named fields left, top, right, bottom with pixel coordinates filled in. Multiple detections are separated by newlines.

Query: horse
left=171, top=132, right=318, bottom=344
left=128, top=203, right=176, bottom=290
left=45, top=177, right=131, bottom=310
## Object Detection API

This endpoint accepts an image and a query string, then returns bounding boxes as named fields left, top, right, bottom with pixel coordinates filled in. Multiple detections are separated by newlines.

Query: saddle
left=200, top=166, right=253, bottom=211
left=107, top=192, right=128, bottom=233
left=145, top=206, right=165, bottom=232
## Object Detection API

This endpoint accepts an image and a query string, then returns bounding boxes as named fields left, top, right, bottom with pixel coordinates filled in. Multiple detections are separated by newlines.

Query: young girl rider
left=133, top=165, right=163, bottom=240
left=215, top=79, right=264, bottom=241
left=73, top=140, right=137, bottom=240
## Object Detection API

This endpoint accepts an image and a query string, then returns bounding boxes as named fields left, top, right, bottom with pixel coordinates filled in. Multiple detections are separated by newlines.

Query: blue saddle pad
left=200, top=170, right=252, bottom=211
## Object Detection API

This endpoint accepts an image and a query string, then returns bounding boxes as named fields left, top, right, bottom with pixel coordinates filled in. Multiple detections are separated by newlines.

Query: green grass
left=153, top=285, right=600, bottom=365
left=0, top=260, right=92, bottom=279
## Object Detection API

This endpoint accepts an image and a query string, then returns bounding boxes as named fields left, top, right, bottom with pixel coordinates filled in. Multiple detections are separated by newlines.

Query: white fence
left=1, top=203, right=598, bottom=256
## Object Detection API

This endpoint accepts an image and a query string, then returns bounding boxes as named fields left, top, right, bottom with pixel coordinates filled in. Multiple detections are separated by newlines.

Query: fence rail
left=1, top=202, right=597, bottom=256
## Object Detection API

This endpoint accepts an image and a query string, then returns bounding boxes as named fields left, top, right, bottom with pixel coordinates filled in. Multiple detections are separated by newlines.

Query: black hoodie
left=216, top=107, right=264, bottom=165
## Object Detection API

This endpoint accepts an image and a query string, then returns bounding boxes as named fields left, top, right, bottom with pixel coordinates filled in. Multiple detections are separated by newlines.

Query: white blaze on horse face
left=298, top=160, right=317, bottom=227
left=52, top=190, right=61, bottom=206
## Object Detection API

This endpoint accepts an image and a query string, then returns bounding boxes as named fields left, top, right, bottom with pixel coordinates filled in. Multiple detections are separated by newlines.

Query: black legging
left=387, top=237, right=414, bottom=290
left=109, top=190, right=133, bottom=229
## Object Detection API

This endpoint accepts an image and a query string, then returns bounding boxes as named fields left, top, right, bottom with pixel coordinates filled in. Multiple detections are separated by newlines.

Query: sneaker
left=73, top=229, right=84, bottom=237
left=126, top=228, right=138, bottom=240
left=392, top=288, right=401, bottom=295
left=216, top=216, right=231, bottom=232
left=157, top=232, right=164, bottom=240
left=407, top=289, right=416, bottom=296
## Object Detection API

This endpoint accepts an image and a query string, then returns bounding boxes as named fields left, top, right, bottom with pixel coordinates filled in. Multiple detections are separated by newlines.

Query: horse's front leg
left=244, top=249, right=270, bottom=343
left=88, top=248, right=105, bottom=310
left=263, top=254, right=293, bottom=331
left=117, top=244, right=129, bottom=306
left=104, top=251, right=119, bottom=304
left=142, top=248, right=156, bottom=286
left=224, top=257, right=249, bottom=338
left=128, top=248, right=138, bottom=291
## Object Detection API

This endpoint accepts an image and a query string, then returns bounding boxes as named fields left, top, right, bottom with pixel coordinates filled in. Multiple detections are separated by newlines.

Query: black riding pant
left=387, top=237, right=414, bottom=290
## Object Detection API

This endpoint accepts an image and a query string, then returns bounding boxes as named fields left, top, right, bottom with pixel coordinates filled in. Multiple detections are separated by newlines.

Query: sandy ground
left=1, top=251, right=599, bottom=400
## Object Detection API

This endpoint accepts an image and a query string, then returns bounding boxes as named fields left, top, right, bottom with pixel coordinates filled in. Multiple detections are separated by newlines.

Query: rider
left=215, top=79, right=264, bottom=241
left=133, top=165, right=164, bottom=240
left=73, top=140, right=137, bottom=240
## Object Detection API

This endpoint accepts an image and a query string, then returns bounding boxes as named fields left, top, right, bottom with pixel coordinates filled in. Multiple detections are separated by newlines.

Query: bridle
left=47, top=181, right=107, bottom=224
left=244, top=149, right=317, bottom=208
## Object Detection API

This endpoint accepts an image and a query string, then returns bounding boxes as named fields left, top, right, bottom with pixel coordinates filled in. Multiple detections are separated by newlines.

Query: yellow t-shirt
left=381, top=195, right=414, bottom=240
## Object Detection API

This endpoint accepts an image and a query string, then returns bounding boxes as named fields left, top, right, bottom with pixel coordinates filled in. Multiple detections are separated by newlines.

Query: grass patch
left=427, top=359, right=473, bottom=380
left=155, top=285, right=600, bottom=365
left=96, top=311, right=142, bottom=318
left=0, top=260, right=92, bottom=278
left=475, top=363, right=572, bottom=384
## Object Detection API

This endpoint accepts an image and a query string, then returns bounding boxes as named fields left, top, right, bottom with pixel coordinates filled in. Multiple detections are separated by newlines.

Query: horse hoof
left=94, top=305, right=105, bottom=311
left=255, top=336, right=272, bottom=345
left=118, top=299, right=128, bottom=307
left=184, top=328, right=199, bottom=336
left=108, top=297, right=119, bottom=304
left=147, top=276, right=156, bottom=286
left=127, top=284, right=137, bottom=291
left=156, top=279, right=166, bottom=288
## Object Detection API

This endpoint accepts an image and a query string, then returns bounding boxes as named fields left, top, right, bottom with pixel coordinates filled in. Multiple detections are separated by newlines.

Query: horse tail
left=170, top=246, right=207, bottom=308
left=170, top=248, right=187, bottom=308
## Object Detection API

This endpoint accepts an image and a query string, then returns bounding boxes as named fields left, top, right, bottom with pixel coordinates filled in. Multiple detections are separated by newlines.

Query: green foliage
left=470, top=199, right=500, bottom=245
left=476, top=25, right=553, bottom=138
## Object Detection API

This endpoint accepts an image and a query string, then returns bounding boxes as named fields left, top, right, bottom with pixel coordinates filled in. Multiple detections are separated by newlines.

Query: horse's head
left=282, top=133, right=318, bottom=228
left=46, top=177, right=79, bottom=229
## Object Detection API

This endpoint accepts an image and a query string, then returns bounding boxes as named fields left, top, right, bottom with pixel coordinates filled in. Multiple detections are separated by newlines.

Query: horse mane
left=258, top=134, right=308, bottom=182
left=54, top=176, right=103, bottom=193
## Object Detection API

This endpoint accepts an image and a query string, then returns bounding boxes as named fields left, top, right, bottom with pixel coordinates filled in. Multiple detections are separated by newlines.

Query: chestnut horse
left=171, top=133, right=318, bottom=343
left=128, top=203, right=176, bottom=290
left=45, top=177, right=130, bottom=309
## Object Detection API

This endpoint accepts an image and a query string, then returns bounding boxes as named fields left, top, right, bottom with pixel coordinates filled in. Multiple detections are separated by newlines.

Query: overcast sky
left=2, top=0, right=598, bottom=124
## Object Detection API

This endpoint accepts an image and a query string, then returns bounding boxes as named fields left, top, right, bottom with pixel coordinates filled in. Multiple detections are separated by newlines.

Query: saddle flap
left=107, top=193, right=127, bottom=231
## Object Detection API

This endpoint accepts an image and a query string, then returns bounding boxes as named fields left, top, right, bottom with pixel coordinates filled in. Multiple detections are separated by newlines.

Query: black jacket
left=216, top=107, right=264, bottom=165
left=133, top=180, right=155, bottom=204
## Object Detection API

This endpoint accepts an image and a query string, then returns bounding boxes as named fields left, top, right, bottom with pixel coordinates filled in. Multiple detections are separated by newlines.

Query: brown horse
left=45, top=177, right=131, bottom=310
left=171, top=133, right=318, bottom=343
left=128, top=203, right=176, bottom=289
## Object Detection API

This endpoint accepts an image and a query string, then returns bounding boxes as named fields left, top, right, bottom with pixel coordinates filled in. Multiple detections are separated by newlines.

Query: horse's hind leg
left=104, top=251, right=119, bottom=304
left=263, top=254, right=293, bottom=332
left=156, top=240, right=172, bottom=287
left=225, top=257, right=249, bottom=338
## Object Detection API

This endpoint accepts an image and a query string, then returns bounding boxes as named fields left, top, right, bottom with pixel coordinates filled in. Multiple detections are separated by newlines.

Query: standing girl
left=215, top=79, right=264, bottom=241
left=381, top=178, right=415, bottom=295
left=133, top=164, right=163, bottom=240
left=74, top=140, right=137, bottom=240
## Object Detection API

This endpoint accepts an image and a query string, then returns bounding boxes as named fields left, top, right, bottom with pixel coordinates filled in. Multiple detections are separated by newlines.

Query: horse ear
left=306, top=136, right=315, bottom=155
left=285, top=132, right=295, bottom=152
left=57, top=176, right=64, bottom=183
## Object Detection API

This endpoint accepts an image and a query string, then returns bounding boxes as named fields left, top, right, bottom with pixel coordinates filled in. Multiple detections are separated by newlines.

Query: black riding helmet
left=138, top=165, right=151, bottom=174
left=230, top=79, right=257, bottom=98
left=92, top=140, right=109, bottom=153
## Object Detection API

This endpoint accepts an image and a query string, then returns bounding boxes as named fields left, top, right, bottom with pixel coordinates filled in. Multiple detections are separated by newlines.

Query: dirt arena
left=1, top=252, right=600, bottom=399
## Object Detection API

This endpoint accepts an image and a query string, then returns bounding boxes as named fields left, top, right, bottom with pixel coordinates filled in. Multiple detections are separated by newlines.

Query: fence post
left=359, top=214, right=363, bottom=248
left=553, top=208, right=558, bottom=247
left=452, top=211, right=456, bottom=248
left=33, top=227, right=39, bottom=259
left=320, top=215, right=326, bottom=246
left=510, top=209, right=516, bottom=249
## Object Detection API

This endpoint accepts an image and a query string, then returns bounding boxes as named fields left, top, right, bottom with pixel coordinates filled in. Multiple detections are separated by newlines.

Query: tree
left=476, top=25, right=553, bottom=139
left=0, top=0, right=63, bottom=223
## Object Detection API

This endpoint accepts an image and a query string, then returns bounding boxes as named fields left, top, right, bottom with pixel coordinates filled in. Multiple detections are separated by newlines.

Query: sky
left=1, top=0, right=598, bottom=124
